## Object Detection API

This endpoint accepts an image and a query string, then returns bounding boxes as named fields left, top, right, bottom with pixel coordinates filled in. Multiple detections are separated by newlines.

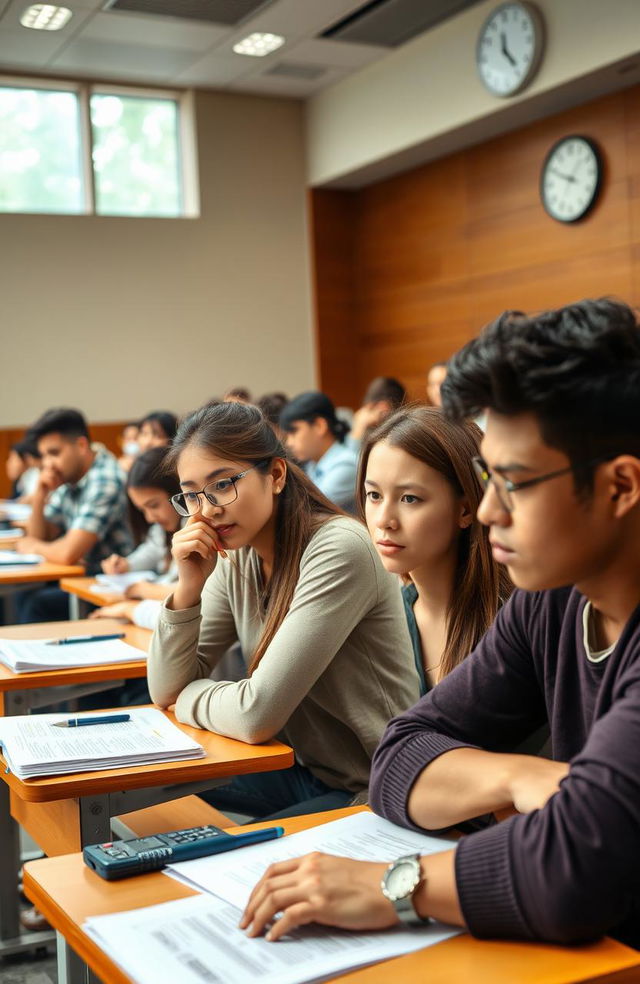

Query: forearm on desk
left=408, top=748, right=516, bottom=830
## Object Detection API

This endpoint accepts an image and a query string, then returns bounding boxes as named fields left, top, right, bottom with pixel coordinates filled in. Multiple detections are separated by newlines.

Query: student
left=348, top=376, right=406, bottom=452
left=117, top=420, right=140, bottom=473
left=256, top=392, right=289, bottom=442
left=240, top=298, right=640, bottom=949
left=93, top=447, right=182, bottom=629
left=358, top=405, right=509, bottom=692
left=5, top=434, right=40, bottom=501
left=137, top=411, right=178, bottom=453
left=223, top=387, right=252, bottom=404
left=147, top=401, right=420, bottom=818
left=280, top=391, right=359, bottom=513
left=15, top=407, right=132, bottom=622
left=426, top=361, right=448, bottom=407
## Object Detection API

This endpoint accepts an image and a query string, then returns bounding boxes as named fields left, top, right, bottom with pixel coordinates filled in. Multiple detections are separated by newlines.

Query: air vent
left=322, top=0, right=484, bottom=48
left=266, top=62, right=326, bottom=81
left=103, top=0, right=273, bottom=26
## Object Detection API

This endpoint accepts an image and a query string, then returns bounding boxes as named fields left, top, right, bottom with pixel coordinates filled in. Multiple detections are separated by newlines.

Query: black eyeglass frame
left=170, top=459, right=270, bottom=517
left=472, top=454, right=614, bottom=513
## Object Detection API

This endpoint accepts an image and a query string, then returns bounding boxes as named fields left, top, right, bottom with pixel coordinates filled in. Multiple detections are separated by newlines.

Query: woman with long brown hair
left=357, top=405, right=510, bottom=692
left=147, top=401, right=420, bottom=818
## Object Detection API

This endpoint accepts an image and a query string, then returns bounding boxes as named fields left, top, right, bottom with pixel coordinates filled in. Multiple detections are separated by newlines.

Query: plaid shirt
left=44, top=448, right=132, bottom=574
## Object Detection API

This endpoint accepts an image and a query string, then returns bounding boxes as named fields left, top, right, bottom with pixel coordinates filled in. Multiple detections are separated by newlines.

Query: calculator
left=83, top=823, right=284, bottom=880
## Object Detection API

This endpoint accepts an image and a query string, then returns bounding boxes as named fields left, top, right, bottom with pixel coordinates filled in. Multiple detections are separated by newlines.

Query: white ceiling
left=0, top=0, right=393, bottom=97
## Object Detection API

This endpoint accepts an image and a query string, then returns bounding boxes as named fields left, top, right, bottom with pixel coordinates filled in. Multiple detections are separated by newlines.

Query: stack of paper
left=0, top=637, right=145, bottom=674
left=0, top=550, right=43, bottom=567
left=85, top=813, right=462, bottom=984
left=0, top=707, right=205, bottom=779
left=0, top=528, right=24, bottom=540
left=91, top=571, right=158, bottom=595
left=0, top=501, right=32, bottom=521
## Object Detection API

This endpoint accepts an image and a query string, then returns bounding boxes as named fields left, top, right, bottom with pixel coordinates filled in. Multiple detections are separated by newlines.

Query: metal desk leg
left=57, top=930, right=89, bottom=984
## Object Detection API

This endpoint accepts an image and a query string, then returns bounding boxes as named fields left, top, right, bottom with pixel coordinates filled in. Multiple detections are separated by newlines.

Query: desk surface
left=24, top=807, right=640, bottom=984
left=0, top=619, right=150, bottom=693
left=1, top=706, right=294, bottom=803
left=0, top=562, right=85, bottom=585
left=60, top=576, right=122, bottom=607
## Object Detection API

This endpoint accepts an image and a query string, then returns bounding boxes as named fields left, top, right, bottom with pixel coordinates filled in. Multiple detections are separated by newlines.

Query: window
left=0, top=78, right=197, bottom=218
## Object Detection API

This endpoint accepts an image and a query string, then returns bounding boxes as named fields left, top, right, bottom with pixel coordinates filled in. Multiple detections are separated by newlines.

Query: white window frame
left=0, top=75, right=199, bottom=218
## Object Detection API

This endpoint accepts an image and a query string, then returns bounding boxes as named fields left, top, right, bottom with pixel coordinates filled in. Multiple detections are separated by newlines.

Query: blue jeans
left=200, top=762, right=352, bottom=821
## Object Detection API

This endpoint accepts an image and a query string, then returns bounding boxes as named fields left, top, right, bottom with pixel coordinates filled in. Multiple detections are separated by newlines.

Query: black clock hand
left=500, top=32, right=517, bottom=66
left=550, top=167, right=576, bottom=183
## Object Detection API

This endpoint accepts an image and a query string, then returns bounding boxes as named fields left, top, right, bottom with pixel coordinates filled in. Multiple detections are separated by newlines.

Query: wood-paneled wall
left=0, top=422, right=126, bottom=500
left=311, top=84, right=640, bottom=405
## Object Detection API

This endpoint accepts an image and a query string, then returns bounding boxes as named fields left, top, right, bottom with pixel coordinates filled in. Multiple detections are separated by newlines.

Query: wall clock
left=540, top=136, right=603, bottom=223
left=476, top=2, right=544, bottom=97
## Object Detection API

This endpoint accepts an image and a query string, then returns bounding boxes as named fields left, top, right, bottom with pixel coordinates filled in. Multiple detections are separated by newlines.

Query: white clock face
left=541, top=137, right=602, bottom=223
left=476, top=2, right=543, bottom=97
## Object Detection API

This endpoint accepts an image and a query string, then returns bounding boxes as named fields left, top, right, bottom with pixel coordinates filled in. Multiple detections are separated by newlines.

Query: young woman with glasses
left=147, top=401, right=421, bottom=819
left=358, top=405, right=511, bottom=692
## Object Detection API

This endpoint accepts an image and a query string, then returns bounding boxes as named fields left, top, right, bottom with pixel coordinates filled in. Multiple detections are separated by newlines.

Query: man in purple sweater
left=241, top=298, right=640, bottom=949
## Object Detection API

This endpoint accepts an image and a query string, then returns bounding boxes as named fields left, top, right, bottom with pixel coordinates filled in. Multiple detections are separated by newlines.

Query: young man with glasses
left=241, top=298, right=640, bottom=950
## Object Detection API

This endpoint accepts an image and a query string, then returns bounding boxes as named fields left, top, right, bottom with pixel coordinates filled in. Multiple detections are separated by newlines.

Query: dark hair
left=168, top=402, right=344, bottom=673
left=224, top=387, right=252, bottom=403
left=280, top=391, right=349, bottom=443
left=139, top=411, right=178, bottom=442
left=362, top=377, right=406, bottom=408
left=357, top=405, right=511, bottom=678
left=126, top=447, right=179, bottom=548
left=11, top=433, right=40, bottom=460
left=442, top=298, right=640, bottom=494
left=256, top=392, right=289, bottom=427
left=30, top=408, right=89, bottom=443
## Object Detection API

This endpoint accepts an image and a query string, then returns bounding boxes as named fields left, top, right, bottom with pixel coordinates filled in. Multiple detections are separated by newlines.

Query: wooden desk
left=24, top=807, right=640, bottom=984
left=0, top=619, right=151, bottom=957
left=0, top=619, right=150, bottom=716
left=60, top=577, right=123, bottom=619
left=0, top=708, right=293, bottom=963
left=0, top=562, right=85, bottom=622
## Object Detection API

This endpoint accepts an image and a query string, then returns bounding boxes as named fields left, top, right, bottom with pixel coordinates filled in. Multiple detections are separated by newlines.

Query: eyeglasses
left=171, top=461, right=267, bottom=517
left=472, top=455, right=611, bottom=514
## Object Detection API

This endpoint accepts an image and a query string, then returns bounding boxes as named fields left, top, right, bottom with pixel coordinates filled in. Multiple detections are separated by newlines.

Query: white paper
left=0, top=550, right=43, bottom=566
left=85, top=892, right=461, bottom=984
left=0, top=501, right=32, bottom=521
left=0, top=707, right=204, bottom=778
left=0, top=638, right=145, bottom=673
left=168, top=812, right=453, bottom=911
left=94, top=571, right=158, bottom=592
left=0, top=528, right=24, bottom=539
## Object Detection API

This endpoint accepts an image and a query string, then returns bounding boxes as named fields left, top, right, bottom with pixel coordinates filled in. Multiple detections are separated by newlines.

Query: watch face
left=385, top=860, right=419, bottom=900
left=476, top=2, right=543, bottom=97
left=540, top=136, right=602, bottom=223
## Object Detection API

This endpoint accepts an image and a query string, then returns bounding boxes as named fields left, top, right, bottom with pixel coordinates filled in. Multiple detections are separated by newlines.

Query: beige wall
left=307, top=0, right=640, bottom=187
left=0, top=89, right=315, bottom=428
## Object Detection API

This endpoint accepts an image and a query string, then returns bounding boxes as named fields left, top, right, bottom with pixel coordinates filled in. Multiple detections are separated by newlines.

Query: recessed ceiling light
left=20, top=4, right=73, bottom=30
left=232, top=32, right=285, bottom=57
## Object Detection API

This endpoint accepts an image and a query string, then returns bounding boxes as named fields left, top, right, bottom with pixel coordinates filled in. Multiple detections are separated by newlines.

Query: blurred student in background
left=137, top=411, right=178, bottom=453
left=6, top=434, right=40, bottom=501
left=348, top=377, right=406, bottom=452
left=280, top=391, right=358, bottom=513
left=117, top=420, right=140, bottom=473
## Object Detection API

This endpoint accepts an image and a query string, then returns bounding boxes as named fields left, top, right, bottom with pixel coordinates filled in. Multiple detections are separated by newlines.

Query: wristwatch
left=380, top=853, right=429, bottom=926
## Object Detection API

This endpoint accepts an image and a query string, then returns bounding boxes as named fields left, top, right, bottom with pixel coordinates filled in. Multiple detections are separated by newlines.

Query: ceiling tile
left=0, top=28, right=70, bottom=66
left=285, top=37, right=387, bottom=69
left=80, top=10, right=230, bottom=51
left=175, top=51, right=249, bottom=87
left=51, top=37, right=197, bottom=81
left=230, top=64, right=347, bottom=97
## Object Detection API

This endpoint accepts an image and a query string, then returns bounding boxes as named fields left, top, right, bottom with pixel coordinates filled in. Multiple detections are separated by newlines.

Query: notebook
left=91, top=571, right=158, bottom=594
left=0, top=708, right=205, bottom=779
left=0, top=551, right=43, bottom=567
left=0, top=637, right=145, bottom=674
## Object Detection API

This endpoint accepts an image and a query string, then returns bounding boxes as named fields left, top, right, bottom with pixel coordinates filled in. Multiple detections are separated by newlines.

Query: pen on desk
left=52, top=714, right=131, bottom=729
left=46, top=633, right=126, bottom=646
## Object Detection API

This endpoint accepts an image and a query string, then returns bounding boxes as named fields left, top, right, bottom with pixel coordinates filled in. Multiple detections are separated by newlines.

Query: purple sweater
left=370, top=586, right=640, bottom=949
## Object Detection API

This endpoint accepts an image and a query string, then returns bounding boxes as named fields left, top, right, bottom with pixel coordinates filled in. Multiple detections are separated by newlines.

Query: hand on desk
left=240, top=853, right=397, bottom=942
left=89, top=601, right=139, bottom=622
left=16, top=535, right=41, bottom=554
left=102, top=554, right=129, bottom=575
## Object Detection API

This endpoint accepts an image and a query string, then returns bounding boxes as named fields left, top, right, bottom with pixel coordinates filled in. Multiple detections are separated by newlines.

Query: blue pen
left=52, top=714, right=131, bottom=729
left=46, top=633, right=125, bottom=646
